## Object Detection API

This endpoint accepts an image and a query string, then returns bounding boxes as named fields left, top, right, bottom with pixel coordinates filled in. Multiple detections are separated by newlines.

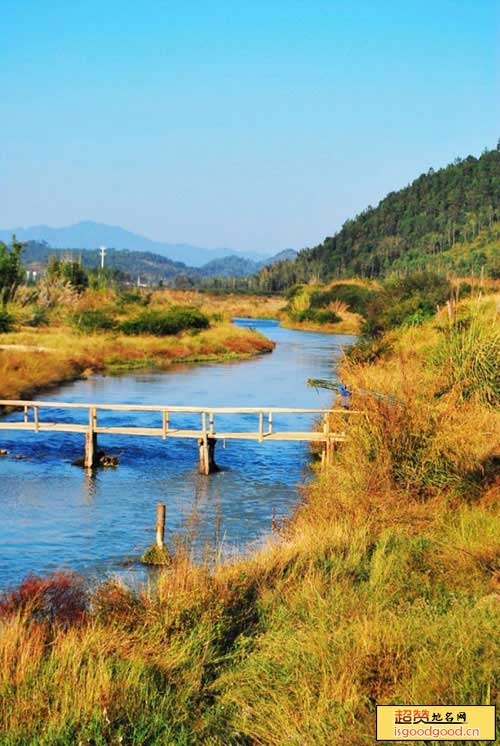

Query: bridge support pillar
left=198, top=437, right=218, bottom=475
left=84, top=431, right=98, bottom=469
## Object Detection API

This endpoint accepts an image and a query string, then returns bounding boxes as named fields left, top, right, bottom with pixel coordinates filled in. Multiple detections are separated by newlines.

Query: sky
left=1, top=0, right=498, bottom=253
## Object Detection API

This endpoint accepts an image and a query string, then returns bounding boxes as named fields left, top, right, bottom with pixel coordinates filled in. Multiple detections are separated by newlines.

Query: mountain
left=199, top=255, right=261, bottom=277
left=21, top=242, right=194, bottom=283
left=0, top=221, right=268, bottom=267
left=199, top=249, right=298, bottom=277
left=259, top=145, right=500, bottom=288
left=20, top=242, right=298, bottom=284
left=265, top=249, right=297, bottom=264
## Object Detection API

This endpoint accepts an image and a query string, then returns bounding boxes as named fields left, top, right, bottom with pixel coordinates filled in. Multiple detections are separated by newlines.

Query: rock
left=99, top=453, right=120, bottom=467
left=71, top=450, right=121, bottom=468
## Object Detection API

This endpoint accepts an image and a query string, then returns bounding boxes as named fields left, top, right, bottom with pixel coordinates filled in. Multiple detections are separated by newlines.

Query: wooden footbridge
left=0, top=400, right=360, bottom=474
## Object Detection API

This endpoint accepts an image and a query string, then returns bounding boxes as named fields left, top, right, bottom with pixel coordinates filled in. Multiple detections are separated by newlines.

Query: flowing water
left=0, top=320, right=355, bottom=588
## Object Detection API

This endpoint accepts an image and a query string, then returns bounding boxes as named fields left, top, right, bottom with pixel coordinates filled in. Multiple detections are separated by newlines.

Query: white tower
left=99, top=246, right=106, bottom=269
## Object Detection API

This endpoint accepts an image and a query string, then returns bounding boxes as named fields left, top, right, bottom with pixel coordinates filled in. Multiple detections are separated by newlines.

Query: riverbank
left=0, top=286, right=280, bottom=400
left=0, top=323, right=274, bottom=400
left=0, top=294, right=498, bottom=744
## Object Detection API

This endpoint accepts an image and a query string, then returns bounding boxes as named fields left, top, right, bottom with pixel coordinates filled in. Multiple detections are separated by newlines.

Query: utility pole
left=99, top=246, right=106, bottom=270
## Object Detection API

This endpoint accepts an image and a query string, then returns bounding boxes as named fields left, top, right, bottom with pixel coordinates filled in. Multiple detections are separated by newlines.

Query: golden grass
left=0, top=325, right=273, bottom=401
left=0, top=293, right=499, bottom=744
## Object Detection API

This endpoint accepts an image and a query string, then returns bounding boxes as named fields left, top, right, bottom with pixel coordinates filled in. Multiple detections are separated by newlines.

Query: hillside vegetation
left=260, top=145, right=500, bottom=289
left=0, top=285, right=498, bottom=744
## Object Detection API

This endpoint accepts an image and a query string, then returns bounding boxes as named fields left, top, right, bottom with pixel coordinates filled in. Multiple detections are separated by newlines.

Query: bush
left=117, top=290, right=152, bottom=307
left=309, top=284, right=376, bottom=315
left=72, top=310, right=117, bottom=333
left=363, top=272, right=452, bottom=336
left=25, top=306, right=49, bottom=327
left=284, top=283, right=305, bottom=300
left=0, top=309, right=14, bottom=332
left=293, top=308, right=341, bottom=324
left=0, top=571, right=87, bottom=625
left=345, top=337, right=393, bottom=363
left=119, top=306, right=210, bottom=336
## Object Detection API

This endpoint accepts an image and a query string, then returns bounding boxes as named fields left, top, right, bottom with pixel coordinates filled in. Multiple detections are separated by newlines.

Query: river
left=0, top=320, right=355, bottom=588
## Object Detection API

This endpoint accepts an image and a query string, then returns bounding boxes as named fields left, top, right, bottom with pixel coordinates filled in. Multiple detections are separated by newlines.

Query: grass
left=0, top=287, right=276, bottom=400
left=0, top=294, right=499, bottom=744
left=282, top=280, right=379, bottom=335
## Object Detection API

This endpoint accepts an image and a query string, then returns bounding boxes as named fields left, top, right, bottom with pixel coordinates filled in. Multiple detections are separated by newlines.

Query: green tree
left=47, top=255, right=88, bottom=292
left=0, top=235, right=24, bottom=306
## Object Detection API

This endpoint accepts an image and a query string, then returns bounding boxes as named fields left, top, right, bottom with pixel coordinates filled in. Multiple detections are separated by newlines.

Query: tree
left=0, top=235, right=24, bottom=306
left=47, top=255, right=88, bottom=292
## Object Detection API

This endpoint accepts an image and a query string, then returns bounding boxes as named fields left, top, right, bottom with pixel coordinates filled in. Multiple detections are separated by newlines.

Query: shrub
left=284, top=283, right=305, bottom=300
left=117, top=290, right=152, bottom=307
left=0, top=309, right=14, bottom=332
left=309, top=284, right=376, bottom=315
left=345, top=337, right=393, bottom=363
left=363, top=272, right=452, bottom=336
left=293, top=308, right=341, bottom=324
left=0, top=571, right=87, bottom=625
left=72, top=309, right=117, bottom=333
left=25, top=306, right=49, bottom=327
left=119, top=306, right=210, bottom=336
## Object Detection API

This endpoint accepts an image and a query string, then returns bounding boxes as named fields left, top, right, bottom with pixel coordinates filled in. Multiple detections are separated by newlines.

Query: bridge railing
left=0, top=399, right=364, bottom=471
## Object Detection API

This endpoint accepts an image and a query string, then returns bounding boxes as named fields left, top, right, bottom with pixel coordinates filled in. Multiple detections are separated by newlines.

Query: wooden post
left=197, top=437, right=218, bottom=475
left=258, top=411, right=264, bottom=442
left=34, top=406, right=39, bottom=433
left=156, top=503, right=166, bottom=548
left=84, top=406, right=98, bottom=469
left=23, top=405, right=29, bottom=424
left=268, top=411, right=273, bottom=434
left=162, top=409, right=169, bottom=439
left=209, top=412, right=215, bottom=437
left=323, top=413, right=329, bottom=468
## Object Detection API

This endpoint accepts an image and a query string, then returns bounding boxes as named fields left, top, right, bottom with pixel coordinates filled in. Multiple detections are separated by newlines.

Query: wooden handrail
left=0, top=399, right=364, bottom=415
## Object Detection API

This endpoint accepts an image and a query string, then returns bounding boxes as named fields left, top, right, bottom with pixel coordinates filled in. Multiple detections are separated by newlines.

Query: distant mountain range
left=18, top=240, right=297, bottom=284
left=0, top=221, right=281, bottom=268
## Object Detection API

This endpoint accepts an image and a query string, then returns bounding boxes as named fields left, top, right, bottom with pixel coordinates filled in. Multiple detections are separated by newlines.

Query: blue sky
left=1, top=0, right=498, bottom=252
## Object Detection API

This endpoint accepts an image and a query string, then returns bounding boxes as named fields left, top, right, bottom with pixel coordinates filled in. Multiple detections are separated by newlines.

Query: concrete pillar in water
left=198, top=437, right=218, bottom=475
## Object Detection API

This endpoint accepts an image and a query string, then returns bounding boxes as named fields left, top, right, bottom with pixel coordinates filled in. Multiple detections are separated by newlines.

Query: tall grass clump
left=433, top=315, right=500, bottom=406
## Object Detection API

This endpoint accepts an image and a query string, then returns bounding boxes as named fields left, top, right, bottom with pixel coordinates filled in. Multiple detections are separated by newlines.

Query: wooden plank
left=0, top=421, right=345, bottom=442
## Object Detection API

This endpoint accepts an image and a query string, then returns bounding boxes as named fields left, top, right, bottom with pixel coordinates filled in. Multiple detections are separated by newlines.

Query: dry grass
left=0, top=287, right=276, bottom=400
left=147, top=289, right=286, bottom=321
left=0, top=294, right=499, bottom=744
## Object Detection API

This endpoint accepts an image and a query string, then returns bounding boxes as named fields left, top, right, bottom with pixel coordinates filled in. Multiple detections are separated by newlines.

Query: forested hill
left=261, top=145, right=500, bottom=288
